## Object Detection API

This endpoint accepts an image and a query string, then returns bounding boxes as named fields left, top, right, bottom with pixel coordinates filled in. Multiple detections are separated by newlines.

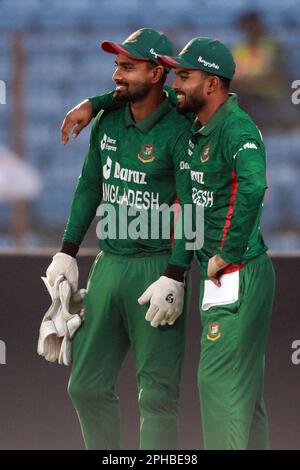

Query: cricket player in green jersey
left=60, top=37, right=275, bottom=450
left=156, top=38, right=276, bottom=450
left=46, top=29, right=194, bottom=450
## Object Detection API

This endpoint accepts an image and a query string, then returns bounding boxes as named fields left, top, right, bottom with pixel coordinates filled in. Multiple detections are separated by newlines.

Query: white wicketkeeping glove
left=46, top=252, right=79, bottom=293
left=138, top=276, right=185, bottom=328
left=58, top=282, right=86, bottom=366
left=37, top=275, right=64, bottom=362
left=38, top=276, right=85, bottom=366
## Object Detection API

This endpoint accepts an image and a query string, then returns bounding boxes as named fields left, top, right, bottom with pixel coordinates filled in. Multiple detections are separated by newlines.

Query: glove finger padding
left=71, top=288, right=86, bottom=306
left=69, top=289, right=86, bottom=317
left=57, top=281, right=84, bottom=365
left=166, top=311, right=181, bottom=326
left=38, top=276, right=64, bottom=360
left=44, top=335, right=62, bottom=363
left=37, top=320, right=57, bottom=355
left=59, top=280, right=83, bottom=333
left=57, top=284, right=84, bottom=366
left=59, top=280, right=73, bottom=321
left=150, top=309, right=169, bottom=328
left=58, top=335, right=72, bottom=366
left=40, top=276, right=63, bottom=319
left=145, top=303, right=159, bottom=323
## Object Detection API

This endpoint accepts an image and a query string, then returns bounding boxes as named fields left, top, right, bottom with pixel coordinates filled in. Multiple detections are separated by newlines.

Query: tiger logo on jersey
left=138, top=143, right=155, bottom=163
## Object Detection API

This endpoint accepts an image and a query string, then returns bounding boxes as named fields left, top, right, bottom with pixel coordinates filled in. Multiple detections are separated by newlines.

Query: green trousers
left=198, top=253, right=275, bottom=450
left=68, top=251, right=189, bottom=450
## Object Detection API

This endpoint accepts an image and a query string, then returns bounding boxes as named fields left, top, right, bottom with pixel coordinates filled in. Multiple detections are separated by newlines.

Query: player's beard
left=114, top=81, right=152, bottom=102
left=176, top=85, right=207, bottom=114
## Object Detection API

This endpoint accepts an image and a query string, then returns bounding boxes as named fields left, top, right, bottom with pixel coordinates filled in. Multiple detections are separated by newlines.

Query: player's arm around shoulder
left=61, top=90, right=120, bottom=144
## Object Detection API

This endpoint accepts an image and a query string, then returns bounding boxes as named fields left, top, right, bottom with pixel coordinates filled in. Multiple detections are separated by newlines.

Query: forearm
left=63, top=175, right=102, bottom=250
left=220, top=181, right=266, bottom=263
left=88, top=91, right=122, bottom=116
left=166, top=212, right=194, bottom=282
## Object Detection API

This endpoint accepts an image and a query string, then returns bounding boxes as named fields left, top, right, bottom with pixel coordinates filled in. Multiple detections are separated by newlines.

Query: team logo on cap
left=207, top=322, right=221, bottom=341
left=138, top=143, right=155, bottom=163
left=123, top=30, right=142, bottom=44
left=200, top=144, right=210, bottom=163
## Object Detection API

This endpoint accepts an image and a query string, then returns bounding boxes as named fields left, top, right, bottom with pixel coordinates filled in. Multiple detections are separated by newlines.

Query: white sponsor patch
left=233, top=142, right=258, bottom=159
left=101, top=133, right=117, bottom=152
left=198, top=55, right=220, bottom=70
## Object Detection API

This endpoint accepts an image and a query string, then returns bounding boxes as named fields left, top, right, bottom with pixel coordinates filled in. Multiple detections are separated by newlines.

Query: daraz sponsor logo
left=103, top=157, right=147, bottom=185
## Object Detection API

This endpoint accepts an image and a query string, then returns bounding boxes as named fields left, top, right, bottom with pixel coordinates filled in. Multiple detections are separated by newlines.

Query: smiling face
left=112, top=54, right=162, bottom=102
left=172, top=68, right=211, bottom=114
left=172, top=68, right=225, bottom=114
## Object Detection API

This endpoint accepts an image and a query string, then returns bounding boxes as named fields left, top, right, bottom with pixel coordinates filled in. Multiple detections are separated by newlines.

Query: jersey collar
left=124, top=95, right=171, bottom=134
left=191, top=93, right=238, bottom=136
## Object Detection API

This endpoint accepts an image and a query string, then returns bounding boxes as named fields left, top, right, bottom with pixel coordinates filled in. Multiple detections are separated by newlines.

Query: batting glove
left=138, top=276, right=184, bottom=328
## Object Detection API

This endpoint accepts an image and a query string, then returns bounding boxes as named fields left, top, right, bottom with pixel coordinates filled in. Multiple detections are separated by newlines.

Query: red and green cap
left=101, top=28, right=173, bottom=66
left=157, top=37, right=236, bottom=80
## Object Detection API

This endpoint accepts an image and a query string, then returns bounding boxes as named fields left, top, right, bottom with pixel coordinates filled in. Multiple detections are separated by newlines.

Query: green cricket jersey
left=63, top=96, right=193, bottom=269
left=88, top=91, right=268, bottom=278
left=188, top=93, right=268, bottom=277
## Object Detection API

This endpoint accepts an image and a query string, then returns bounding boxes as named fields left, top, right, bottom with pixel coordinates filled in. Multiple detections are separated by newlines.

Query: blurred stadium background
left=0, top=0, right=299, bottom=251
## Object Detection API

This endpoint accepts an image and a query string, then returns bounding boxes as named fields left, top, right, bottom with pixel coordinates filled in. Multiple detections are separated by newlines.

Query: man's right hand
left=46, top=253, right=79, bottom=293
left=138, top=276, right=185, bottom=328
left=61, top=99, right=93, bottom=145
